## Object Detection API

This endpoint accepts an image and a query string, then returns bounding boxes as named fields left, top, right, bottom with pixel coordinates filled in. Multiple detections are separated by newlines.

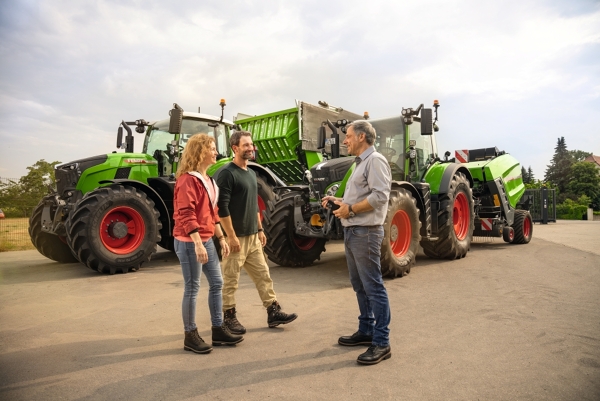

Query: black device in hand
left=326, top=200, right=340, bottom=211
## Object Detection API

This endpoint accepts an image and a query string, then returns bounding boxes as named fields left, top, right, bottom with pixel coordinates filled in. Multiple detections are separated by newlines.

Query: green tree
left=569, top=150, right=592, bottom=162
left=521, top=166, right=529, bottom=184
left=568, top=161, right=600, bottom=210
left=545, top=137, right=572, bottom=199
left=527, top=166, right=534, bottom=183
left=0, top=159, right=61, bottom=217
left=521, top=165, right=534, bottom=184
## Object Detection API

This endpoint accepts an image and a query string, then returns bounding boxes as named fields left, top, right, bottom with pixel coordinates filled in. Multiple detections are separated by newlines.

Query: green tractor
left=28, top=100, right=365, bottom=273
left=255, top=101, right=532, bottom=277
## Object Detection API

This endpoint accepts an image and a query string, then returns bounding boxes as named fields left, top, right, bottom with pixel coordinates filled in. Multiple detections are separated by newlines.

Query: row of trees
left=0, top=160, right=60, bottom=217
left=523, top=137, right=599, bottom=211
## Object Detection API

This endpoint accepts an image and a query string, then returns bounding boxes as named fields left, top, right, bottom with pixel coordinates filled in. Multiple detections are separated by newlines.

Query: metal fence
left=517, top=188, right=557, bottom=224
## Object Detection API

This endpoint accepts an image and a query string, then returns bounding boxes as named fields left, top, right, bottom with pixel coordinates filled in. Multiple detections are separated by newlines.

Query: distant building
left=584, top=154, right=600, bottom=170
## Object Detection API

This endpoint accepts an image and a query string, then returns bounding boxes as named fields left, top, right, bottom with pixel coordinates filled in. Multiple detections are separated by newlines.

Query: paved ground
left=1, top=221, right=599, bottom=400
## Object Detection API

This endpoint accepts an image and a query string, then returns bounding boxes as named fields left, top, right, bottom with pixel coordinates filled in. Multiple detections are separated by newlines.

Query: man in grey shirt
left=322, top=120, right=392, bottom=365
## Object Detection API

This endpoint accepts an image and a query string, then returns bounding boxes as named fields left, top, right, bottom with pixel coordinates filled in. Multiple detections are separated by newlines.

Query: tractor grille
left=55, top=166, right=80, bottom=198
left=114, top=167, right=131, bottom=179
left=310, top=157, right=355, bottom=198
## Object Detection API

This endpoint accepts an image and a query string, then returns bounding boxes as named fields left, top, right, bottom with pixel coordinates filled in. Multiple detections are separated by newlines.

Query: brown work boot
left=212, top=325, right=244, bottom=346
left=184, top=329, right=212, bottom=354
left=224, top=307, right=246, bottom=334
left=267, top=300, right=298, bottom=328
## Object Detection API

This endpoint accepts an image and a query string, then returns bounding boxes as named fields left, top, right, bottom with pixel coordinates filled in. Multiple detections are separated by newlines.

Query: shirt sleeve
left=365, top=155, right=392, bottom=209
left=216, top=169, right=233, bottom=218
left=175, top=176, right=201, bottom=235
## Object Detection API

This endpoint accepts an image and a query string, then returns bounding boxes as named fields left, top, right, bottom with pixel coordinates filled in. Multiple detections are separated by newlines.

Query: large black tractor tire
left=263, top=190, right=326, bottom=267
left=421, top=172, right=474, bottom=260
left=512, top=210, right=533, bottom=244
left=28, top=198, right=78, bottom=263
left=380, top=188, right=421, bottom=278
left=158, top=225, right=175, bottom=252
left=66, top=185, right=162, bottom=274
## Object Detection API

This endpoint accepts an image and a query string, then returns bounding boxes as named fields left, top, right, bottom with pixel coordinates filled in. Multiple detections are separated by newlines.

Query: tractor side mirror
left=169, top=104, right=183, bottom=134
left=117, top=127, right=123, bottom=148
left=317, top=126, right=326, bottom=149
left=421, top=108, right=433, bottom=135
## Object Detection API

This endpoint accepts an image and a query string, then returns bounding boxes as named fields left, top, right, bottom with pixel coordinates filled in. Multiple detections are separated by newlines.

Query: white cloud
left=0, top=0, right=599, bottom=181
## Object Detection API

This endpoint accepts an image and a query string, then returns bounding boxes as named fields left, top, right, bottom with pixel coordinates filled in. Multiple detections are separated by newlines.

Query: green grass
left=0, top=218, right=35, bottom=252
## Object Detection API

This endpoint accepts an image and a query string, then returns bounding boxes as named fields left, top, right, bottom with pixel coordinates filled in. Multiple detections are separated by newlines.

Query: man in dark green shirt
left=217, top=130, right=297, bottom=334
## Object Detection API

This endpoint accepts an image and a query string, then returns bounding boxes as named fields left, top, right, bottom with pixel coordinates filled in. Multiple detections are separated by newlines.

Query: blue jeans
left=174, top=238, right=223, bottom=331
left=343, top=225, right=391, bottom=346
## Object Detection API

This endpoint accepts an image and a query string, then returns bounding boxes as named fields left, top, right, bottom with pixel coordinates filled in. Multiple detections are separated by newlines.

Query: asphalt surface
left=1, top=221, right=599, bottom=400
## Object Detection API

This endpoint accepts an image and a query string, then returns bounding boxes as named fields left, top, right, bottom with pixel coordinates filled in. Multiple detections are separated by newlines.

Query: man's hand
left=321, top=196, right=341, bottom=208
left=219, top=239, right=230, bottom=259
left=258, top=230, right=267, bottom=247
left=228, top=235, right=241, bottom=253
left=333, top=202, right=352, bottom=219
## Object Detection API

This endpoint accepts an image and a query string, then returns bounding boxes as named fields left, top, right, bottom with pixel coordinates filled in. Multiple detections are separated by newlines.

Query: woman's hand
left=195, top=242, right=208, bottom=264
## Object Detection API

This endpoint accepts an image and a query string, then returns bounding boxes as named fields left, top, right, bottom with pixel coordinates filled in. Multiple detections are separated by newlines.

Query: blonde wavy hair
left=175, top=133, right=215, bottom=178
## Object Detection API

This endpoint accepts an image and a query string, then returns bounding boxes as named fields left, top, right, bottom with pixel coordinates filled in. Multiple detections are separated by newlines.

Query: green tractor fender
left=425, top=163, right=473, bottom=195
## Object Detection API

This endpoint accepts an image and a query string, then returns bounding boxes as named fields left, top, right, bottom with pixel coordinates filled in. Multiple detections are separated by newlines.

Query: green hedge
left=556, top=200, right=588, bottom=220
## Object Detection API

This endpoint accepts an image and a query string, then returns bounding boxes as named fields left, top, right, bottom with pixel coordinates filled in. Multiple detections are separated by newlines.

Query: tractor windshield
left=143, top=118, right=229, bottom=176
left=409, top=122, right=437, bottom=179
left=371, top=116, right=406, bottom=181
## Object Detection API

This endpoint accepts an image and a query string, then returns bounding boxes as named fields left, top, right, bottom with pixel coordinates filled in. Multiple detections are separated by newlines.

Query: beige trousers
left=222, top=234, right=276, bottom=309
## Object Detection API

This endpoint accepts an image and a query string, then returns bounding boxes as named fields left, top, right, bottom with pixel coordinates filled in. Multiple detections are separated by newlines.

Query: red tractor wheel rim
left=523, top=215, right=531, bottom=238
left=453, top=192, right=469, bottom=241
left=390, top=209, right=411, bottom=257
left=294, top=235, right=317, bottom=251
left=99, top=206, right=145, bottom=255
left=257, top=196, right=266, bottom=222
left=509, top=229, right=514, bottom=241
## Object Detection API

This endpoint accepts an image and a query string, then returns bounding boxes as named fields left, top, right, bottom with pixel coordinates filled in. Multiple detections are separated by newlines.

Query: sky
left=1, top=0, right=599, bottom=182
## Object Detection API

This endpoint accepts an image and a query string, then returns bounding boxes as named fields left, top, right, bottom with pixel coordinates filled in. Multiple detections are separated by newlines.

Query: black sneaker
left=184, top=329, right=213, bottom=354
left=224, top=307, right=246, bottom=334
left=338, top=331, right=373, bottom=346
left=267, top=301, right=298, bottom=328
left=357, top=345, right=391, bottom=365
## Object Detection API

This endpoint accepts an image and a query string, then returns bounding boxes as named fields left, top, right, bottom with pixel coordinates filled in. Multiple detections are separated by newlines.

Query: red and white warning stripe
left=455, top=149, right=469, bottom=163
left=480, top=218, right=493, bottom=231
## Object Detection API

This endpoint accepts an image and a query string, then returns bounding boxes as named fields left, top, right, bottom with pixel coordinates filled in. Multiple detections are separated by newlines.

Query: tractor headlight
left=326, top=184, right=340, bottom=197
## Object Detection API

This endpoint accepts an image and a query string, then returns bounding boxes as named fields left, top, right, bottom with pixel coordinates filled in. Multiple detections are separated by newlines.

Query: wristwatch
left=348, top=205, right=356, bottom=218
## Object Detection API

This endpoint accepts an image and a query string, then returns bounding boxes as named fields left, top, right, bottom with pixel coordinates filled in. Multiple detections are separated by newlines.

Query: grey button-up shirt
left=341, top=146, right=391, bottom=227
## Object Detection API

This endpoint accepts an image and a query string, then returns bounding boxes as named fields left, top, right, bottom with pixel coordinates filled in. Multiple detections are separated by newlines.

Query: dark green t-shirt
left=216, top=162, right=258, bottom=237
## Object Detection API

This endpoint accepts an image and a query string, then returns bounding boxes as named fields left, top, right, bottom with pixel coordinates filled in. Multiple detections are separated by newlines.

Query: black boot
left=224, top=307, right=246, bottom=334
left=357, top=345, right=392, bottom=365
left=267, top=300, right=298, bottom=328
left=184, top=329, right=212, bottom=354
left=212, top=325, right=244, bottom=346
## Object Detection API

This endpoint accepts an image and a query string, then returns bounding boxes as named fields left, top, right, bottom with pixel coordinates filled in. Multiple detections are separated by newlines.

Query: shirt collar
left=355, top=146, right=375, bottom=164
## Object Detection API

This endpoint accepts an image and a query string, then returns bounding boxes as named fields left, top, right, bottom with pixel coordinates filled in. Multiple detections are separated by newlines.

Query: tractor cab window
left=409, top=122, right=437, bottom=179
left=144, top=118, right=230, bottom=177
left=178, top=119, right=229, bottom=157
left=371, top=116, right=405, bottom=181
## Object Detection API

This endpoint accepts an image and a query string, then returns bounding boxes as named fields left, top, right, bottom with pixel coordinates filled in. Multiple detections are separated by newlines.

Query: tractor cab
left=371, top=110, right=438, bottom=182
left=143, top=113, right=234, bottom=177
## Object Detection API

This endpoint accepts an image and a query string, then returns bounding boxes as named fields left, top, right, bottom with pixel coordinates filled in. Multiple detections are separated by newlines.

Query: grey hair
left=347, top=120, right=375, bottom=145
left=229, top=130, right=252, bottom=148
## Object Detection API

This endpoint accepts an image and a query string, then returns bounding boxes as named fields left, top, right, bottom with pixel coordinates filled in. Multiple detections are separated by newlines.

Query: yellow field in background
left=0, top=218, right=35, bottom=252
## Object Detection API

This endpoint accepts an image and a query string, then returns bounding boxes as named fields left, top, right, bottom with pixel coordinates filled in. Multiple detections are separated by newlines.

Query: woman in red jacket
left=174, top=133, right=243, bottom=354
